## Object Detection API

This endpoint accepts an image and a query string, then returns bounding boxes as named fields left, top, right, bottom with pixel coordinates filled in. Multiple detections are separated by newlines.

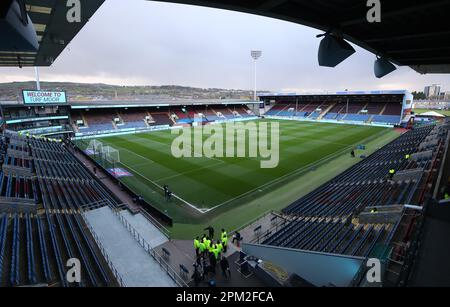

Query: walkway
left=85, top=206, right=176, bottom=287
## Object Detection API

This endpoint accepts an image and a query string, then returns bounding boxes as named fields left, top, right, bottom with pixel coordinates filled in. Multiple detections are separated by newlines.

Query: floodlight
left=250, top=50, right=262, bottom=101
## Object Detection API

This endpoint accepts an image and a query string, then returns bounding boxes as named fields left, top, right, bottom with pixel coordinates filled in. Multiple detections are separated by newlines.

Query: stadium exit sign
left=22, top=90, right=67, bottom=104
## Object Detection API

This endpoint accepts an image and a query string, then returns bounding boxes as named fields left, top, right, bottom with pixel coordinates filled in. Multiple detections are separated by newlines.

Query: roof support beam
left=366, top=30, right=450, bottom=43
left=386, top=46, right=450, bottom=54
left=257, top=0, right=288, bottom=11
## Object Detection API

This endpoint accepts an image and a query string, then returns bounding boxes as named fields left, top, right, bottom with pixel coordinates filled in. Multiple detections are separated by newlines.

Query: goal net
left=102, top=145, right=120, bottom=164
left=86, top=140, right=120, bottom=165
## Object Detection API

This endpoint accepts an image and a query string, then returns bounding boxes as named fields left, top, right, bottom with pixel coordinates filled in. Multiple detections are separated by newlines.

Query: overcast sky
left=1, top=0, right=450, bottom=93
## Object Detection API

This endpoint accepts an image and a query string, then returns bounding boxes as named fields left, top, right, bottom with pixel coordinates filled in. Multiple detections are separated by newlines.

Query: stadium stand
left=78, top=109, right=115, bottom=133
left=262, top=217, right=390, bottom=258
left=256, top=123, right=446, bottom=263
left=118, top=109, right=148, bottom=129
left=0, top=134, right=120, bottom=287
left=149, top=112, right=173, bottom=126
left=263, top=93, right=405, bottom=126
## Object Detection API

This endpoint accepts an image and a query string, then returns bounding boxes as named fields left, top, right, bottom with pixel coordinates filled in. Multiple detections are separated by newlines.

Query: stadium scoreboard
left=22, top=90, right=67, bottom=104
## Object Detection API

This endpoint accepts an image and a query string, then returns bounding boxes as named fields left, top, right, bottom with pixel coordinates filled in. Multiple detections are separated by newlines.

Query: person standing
left=199, top=239, right=206, bottom=259
left=216, top=241, right=223, bottom=254
left=194, top=236, right=201, bottom=257
left=220, top=256, right=230, bottom=279
left=220, top=229, right=227, bottom=241
left=163, top=184, right=169, bottom=200
left=388, top=168, right=395, bottom=180
left=204, top=226, right=214, bottom=239
left=221, top=234, right=228, bottom=253
left=192, top=267, right=202, bottom=287
left=209, top=252, right=217, bottom=274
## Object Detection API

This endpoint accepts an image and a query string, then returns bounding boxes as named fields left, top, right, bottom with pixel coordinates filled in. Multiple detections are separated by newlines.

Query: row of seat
left=263, top=217, right=391, bottom=258
left=0, top=135, right=118, bottom=287
left=2, top=155, right=31, bottom=169
left=283, top=125, right=435, bottom=218
left=260, top=125, right=443, bottom=258
left=0, top=173, right=37, bottom=200
left=266, top=102, right=402, bottom=125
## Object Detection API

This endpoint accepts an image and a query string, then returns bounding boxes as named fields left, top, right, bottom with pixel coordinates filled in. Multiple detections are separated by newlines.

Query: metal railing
left=80, top=199, right=111, bottom=212
left=243, top=210, right=289, bottom=244
left=139, top=209, right=171, bottom=239
left=79, top=212, right=126, bottom=287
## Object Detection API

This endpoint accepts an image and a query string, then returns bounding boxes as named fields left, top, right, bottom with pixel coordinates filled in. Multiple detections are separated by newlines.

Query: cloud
left=0, top=0, right=449, bottom=92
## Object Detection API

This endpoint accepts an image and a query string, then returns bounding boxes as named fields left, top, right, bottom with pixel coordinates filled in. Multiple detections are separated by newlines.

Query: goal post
left=85, top=140, right=120, bottom=168
left=103, top=145, right=120, bottom=164
left=86, top=139, right=104, bottom=155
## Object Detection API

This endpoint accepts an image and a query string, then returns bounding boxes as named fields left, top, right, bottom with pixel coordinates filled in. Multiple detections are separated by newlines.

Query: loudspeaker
left=374, top=57, right=397, bottom=78
left=0, top=0, right=39, bottom=52
left=318, top=34, right=355, bottom=67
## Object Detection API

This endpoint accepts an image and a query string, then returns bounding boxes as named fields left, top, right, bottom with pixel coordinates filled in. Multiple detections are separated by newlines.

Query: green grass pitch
left=413, top=108, right=450, bottom=116
left=87, top=119, right=391, bottom=228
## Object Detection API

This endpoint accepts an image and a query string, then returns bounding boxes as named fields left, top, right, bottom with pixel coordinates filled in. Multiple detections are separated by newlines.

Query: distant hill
left=0, top=81, right=262, bottom=101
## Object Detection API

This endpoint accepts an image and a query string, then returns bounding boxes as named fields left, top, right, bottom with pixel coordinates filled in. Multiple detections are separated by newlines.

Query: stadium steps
left=84, top=206, right=176, bottom=287
left=359, top=103, right=369, bottom=114
left=145, top=111, right=154, bottom=125
left=318, top=103, right=336, bottom=120
left=81, top=113, right=89, bottom=128
left=119, top=210, right=168, bottom=248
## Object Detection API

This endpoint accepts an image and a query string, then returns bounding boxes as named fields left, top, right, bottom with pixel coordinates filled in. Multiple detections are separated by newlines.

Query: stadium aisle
left=85, top=206, right=176, bottom=287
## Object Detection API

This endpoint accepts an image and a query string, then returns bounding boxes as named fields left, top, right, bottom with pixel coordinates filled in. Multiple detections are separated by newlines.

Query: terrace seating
left=118, top=109, right=148, bottom=129
left=383, top=103, right=402, bottom=115
left=120, top=121, right=147, bottom=129
left=324, top=113, right=339, bottom=120
left=239, top=106, right=255, bottom=117
left=0, top=172, right=36, bottom=201
left=218, top=108, right=236, bottom=119
left=0, top=135, right=119, bottom=287
left=262, top=217, right=390, bottom=258
left=308, top=111, right=321, bottom=119
left=266, top=101, right=402, bottom=125
left=149, top=112, right=173, bottom=126
left=80, top=110, right=115, bottom=132
left=205, top=115, right=223, bottom=121
left=265, top=104, right=289, bottom=116
left=365, top=102, right=385, bottom=115
left=344, top=114, right=370, bottom=122
left=80, top=123, right=115, bottom=133
left=371, top=115, right=401, bottom=125
left=277, top=109, right=295, bottom=117
left=283, top=125, right=436, bottom=219
left=0, top=211, right=111, bottom=287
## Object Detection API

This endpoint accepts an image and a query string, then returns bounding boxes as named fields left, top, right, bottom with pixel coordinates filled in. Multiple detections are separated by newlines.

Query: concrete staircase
left=84, top=206, right=176, bottom=287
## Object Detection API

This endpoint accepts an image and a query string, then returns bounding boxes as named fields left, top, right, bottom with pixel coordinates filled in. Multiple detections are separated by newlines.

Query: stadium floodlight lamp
left=251, top=50, right=262, bottom=101
left=374, top=56, right=397, bottom=78
left=317, top=33, right=355, bottom=67
left=251, top=50, right=262, bottom=61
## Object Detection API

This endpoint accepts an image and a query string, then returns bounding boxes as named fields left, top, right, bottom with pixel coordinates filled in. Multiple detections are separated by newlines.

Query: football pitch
left=82, top=120, right=397, bottom=232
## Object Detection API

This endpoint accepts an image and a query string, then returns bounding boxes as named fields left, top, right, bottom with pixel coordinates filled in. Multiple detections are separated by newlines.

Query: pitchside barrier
left=71, top=140, right=174, bottom=227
